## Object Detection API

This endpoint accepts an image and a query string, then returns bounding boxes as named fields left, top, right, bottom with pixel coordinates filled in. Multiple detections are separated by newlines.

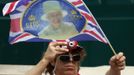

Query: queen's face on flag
left=41, top=1, right=67, bottom=29
left=41, top=1, right=64, bottom=28
left=47, top=11, right=62, bottom=28
left=38, top=1, right=79, bottom=40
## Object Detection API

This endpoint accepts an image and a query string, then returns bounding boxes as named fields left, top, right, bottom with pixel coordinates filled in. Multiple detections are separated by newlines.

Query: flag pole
left=82, top=1, right=117, bottom=55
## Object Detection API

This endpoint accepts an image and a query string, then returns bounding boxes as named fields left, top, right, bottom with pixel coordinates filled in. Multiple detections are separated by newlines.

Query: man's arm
left=106, top=52, right=126, bottom=75
left=25, top=42, right=68, bottom=75
left=25, top=58, right=49, bottom=75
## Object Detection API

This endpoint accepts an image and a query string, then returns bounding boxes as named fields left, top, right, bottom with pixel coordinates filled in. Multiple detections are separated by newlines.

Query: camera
left=58, top=41, right=79, bottom=52
left=67, top=41, right=78, bottom=50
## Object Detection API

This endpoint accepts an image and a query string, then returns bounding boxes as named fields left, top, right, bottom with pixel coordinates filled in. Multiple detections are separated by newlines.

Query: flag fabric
left=3, top=0, right=36, bottom=44
left=3, top=0, right=108, bottom=44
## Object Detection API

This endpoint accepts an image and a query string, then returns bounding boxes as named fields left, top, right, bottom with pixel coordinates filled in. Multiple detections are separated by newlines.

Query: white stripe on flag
left=92, top=28, right=107, bottom=43
left=77, top=9, right=97, bottom=26
left=2, top=1, right=19, bottom=16
left=85, top=24, right=93, bottom=30
left=10, top=31, right=22, bottom=37
left=16, top=5, right=27, bottom=12
left=10, top=13, right=22, bottom=19
left=87, top=21, right=96, bottom=26
left=77, top=8, right=90, bottom=17
left=83, top=32, right=102, bottom=42
left=3, top=3, right=11, bottom=15
left=10, top=5, right=27, bottom=19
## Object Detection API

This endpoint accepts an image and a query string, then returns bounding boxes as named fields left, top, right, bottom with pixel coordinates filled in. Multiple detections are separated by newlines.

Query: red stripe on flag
left=12, top=33, right=31, bottom=43
left=81, top=12, right=97, bottom=25
left=72, top=0, right=83, bottom=5
left=56, top=40, right=66, bottom=42
left=6, top=1, right=18, bottom=15
left=10, top=18, right=21, bottom=32
left=83, top=30, right=106, bottom=43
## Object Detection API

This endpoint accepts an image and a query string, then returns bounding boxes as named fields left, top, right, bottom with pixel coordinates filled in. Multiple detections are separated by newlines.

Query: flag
left=3, top=0, right=108, bottom=44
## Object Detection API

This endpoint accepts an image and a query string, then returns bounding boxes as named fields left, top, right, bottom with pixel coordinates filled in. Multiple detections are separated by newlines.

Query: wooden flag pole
left=82, top=1, right=117, bottom=55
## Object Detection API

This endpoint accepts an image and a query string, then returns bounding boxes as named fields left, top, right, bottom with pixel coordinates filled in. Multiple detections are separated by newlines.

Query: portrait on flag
left=21, top=0, right=86, bottom=41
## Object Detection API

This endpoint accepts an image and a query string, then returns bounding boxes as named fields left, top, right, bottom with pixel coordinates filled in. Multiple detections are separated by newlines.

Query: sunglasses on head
left=58, top=54, right=81, bottom=62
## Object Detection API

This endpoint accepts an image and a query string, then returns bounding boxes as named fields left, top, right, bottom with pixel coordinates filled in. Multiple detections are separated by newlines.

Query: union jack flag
left=3, top=0, right=108, bottom=44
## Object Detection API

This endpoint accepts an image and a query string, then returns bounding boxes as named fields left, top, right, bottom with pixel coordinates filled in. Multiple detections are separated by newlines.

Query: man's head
left=54, top=47, right=85, bottom=75
left=46, top=41, right=86, bottom=75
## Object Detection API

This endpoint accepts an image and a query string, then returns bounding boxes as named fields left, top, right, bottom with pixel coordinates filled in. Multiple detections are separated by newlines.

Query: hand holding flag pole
left=82, top=1, right=117, bottom=55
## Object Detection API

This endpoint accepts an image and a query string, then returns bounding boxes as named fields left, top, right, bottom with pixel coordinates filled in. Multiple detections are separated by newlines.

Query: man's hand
left=43, top=42, right=69, bottom=62
left=109, top=52, right=126, bottom=71
left=106, top=52, right=126, bottom=75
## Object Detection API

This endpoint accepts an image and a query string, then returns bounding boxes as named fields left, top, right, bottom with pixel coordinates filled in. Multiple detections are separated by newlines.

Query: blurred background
left=0, top=0, right=134, bottom=67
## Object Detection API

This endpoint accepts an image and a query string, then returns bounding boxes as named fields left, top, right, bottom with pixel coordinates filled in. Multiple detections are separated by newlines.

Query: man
left=26, top=41, right=126, bottom=75
left=38, top=1, right=79, bottom=40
